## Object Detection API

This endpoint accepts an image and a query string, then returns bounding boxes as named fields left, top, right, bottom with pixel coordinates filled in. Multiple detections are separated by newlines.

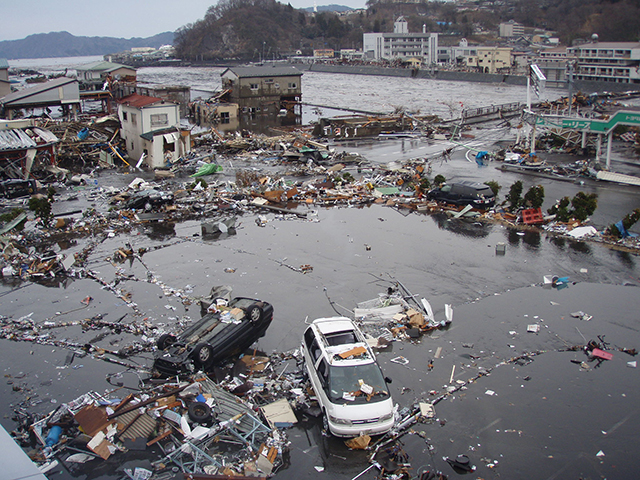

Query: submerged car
left=0, top=179, right=38, bottom=198
left=301, top=317, right=394, bottom=437
left=125, top=189, right=174, bottom=210
left=153, top=297, right=273, bottom=376
left=427, top=181, right=495, bottom=208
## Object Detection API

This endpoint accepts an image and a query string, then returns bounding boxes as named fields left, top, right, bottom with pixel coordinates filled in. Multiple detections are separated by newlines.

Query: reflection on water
left=616, top=249, right=636, bottom=268
left=143, top=221, right=176, bottom=240
left=431, top=213, right=493, bottom=238
left=568, top=238, right=592, bottom=254
left=507, top=228, right=541, bottom=249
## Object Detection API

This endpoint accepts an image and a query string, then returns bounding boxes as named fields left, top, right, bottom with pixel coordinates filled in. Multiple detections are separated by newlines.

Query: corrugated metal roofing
left=0, top=127, right=59, bottom=151
left=117, top=93, right=163, bottom=108
left=0, top=77, right=77, bottom=105
left=221, top=66, right=303, bottom=78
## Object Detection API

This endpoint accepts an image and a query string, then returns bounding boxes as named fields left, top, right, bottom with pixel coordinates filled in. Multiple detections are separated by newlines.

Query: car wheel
left=193, top=343, right=214, bottom=369
left=188, top=401, right=213, bottom=424
left=247, top=305, right=262, bottom=323
left=322, top=410, right=331, bottom=435
left=157, top=334, right=176, bottom=350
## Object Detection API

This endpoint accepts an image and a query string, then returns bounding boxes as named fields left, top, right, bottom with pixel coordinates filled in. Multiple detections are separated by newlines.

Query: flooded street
left=2, top=59, right=640, bottom=479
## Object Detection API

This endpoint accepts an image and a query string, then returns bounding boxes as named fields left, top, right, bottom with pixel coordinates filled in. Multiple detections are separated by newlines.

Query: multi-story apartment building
left=363, top=17, right=439, bottom=64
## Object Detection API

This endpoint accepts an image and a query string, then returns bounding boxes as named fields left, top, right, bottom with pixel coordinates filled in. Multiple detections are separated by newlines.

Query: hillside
left=173, top=0, right=640, bottom=61
left=0, top=31, right=175, bottom=60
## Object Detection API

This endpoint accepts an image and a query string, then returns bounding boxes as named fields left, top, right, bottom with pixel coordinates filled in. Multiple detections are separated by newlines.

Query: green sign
left=536, top=110, right=640, bottom=134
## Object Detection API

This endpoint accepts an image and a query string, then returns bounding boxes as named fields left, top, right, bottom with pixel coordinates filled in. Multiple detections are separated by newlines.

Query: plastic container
left=45, top=425, right=62, bottom=447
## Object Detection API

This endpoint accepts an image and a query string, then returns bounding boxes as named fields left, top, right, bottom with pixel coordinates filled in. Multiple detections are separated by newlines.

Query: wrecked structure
left=220, top=66, right=303, bottom=131
left=0, top=77, right=81, bottom=121
left=0, top=118, right=59, bottom=180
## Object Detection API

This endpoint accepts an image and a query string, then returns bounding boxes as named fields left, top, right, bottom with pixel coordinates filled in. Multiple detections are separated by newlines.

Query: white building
left=499, top=20, right=525, bottom=38
left=117, top=93, right=190, bottom=169
left=363, top=17, right=439, bottom=64
left=568, top=41, right=640, bottom=84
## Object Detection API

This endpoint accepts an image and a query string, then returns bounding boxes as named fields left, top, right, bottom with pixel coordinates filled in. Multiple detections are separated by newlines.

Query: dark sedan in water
left=427, top=181, right=495, bottom=209
left=153, top=297, right=273, bottom=376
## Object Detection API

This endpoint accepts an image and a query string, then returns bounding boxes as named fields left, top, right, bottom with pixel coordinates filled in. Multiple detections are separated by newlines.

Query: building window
left=250, top=83, right=258, bottom=90
left=274, top=83, right=279, bottom=89
left=221, top=112, right=230, bottom=124
left=122, top=111, right=128, bottom=121
left=265, top=78, right=274, bottom=83
left=150, top=113, right=169, bottom=128
left=131, top=113, right=137, bottom=126
left=131, top=141, right=134, bottom=150
left=288, top=82, right=297, bottom=89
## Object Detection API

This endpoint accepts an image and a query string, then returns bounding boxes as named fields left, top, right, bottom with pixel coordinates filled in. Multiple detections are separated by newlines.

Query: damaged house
left=0, top=119, right=59, bottom=180
left=0, top=77, right=80, bottom=121
left=75, top=60, right=136, bottom=92
left=220, top=66, right=302, bottom=129
left=117, top=93, right=190, bottom=169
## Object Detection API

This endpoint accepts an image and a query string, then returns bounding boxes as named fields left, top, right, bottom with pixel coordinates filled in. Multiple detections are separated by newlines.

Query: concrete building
left=567, top=41, right=640, bottom=84
left=536, top=46, right=570, bottom=85
left=313, top=49, right=335, bottom=59
left=499, top=20, right=525, bottom=38
left=117, top=93, right=190, bottom=169
left=363, top=17, right=439, bottom=64
left=466, top=47, right=512, bottom=73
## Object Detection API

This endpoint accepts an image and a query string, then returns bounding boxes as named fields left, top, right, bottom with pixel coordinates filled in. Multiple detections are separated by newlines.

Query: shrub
left=607, top=208, right=640, bottom=238
left=505, top=180, right=523, bottom=211
left=523, top=185, right=545, bottom=209
left=484, top=180, right=501, bottom=197
left=28, top=196, right=53, bottom=227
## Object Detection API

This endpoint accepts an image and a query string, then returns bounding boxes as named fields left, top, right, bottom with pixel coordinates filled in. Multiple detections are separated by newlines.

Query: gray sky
left=1, top=0, right=366, bottom=41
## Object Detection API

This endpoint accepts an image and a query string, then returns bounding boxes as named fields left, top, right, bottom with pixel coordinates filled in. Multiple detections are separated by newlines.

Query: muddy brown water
left=2, top=187, right=640, bottom=479
left=3, top=60, right=640, bottom=479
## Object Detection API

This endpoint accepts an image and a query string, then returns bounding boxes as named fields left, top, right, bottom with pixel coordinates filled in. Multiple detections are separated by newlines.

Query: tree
left=433, top=174, right=446, bottom=186
left=547, top=192, right=597, bottom=222
left=571, top=191, right=597, bottom=221
left=484, top=180, right=501, bottom=198
left=523, top=185, right=544, bottom=209
left=505, top=180, right=523, bottom=212
left=606, top=208, right=640, bottom=238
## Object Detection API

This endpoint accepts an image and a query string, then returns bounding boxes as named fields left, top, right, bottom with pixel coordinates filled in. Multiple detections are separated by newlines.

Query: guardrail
left=462, top=102, right=522, bottom=119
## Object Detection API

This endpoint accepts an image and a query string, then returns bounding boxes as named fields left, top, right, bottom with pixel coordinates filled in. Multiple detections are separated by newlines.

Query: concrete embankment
left=299, top=63, right=640, bottom=94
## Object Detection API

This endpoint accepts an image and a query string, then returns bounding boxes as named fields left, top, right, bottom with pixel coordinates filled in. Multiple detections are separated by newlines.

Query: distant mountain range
left=0, top=31, right=175, bottom=60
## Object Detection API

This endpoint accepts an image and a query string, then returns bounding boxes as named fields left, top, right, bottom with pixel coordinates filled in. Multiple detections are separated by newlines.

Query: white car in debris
left=301, top=317, right=395, bottom=437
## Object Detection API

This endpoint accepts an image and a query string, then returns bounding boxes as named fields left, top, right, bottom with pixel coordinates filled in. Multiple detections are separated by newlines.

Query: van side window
left=317, top=359, right=328, bottom=387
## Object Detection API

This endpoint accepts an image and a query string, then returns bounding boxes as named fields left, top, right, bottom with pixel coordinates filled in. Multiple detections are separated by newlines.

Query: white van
left=301, top=317, right=395, bottom=437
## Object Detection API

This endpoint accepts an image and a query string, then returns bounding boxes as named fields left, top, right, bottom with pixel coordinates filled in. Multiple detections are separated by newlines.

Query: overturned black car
left=153, top=297, right=273, bottom=376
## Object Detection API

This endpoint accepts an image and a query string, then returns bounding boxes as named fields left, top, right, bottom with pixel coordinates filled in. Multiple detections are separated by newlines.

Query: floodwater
left=2, top=59, right=640, bottom=479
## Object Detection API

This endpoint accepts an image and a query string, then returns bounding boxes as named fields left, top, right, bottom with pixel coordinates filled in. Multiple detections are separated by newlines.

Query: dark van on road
left=427, top=181, right=495, bottom=209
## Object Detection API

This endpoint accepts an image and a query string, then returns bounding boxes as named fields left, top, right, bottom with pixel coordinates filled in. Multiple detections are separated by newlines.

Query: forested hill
left=173, top=0, right=640, bottom=61
left=0, top=31, right=174, bottom=59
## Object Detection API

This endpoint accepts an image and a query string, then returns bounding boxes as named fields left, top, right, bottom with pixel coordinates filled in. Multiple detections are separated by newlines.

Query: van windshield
left=328, top=363, right=390, bottom=404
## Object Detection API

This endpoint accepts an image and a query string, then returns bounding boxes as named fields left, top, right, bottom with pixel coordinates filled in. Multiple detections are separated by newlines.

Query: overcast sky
left=1, top=0, right=367, bottom=41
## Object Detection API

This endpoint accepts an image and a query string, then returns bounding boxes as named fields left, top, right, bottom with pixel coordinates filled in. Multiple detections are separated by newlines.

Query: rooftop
left=221, top=65, right=303, bottom=78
